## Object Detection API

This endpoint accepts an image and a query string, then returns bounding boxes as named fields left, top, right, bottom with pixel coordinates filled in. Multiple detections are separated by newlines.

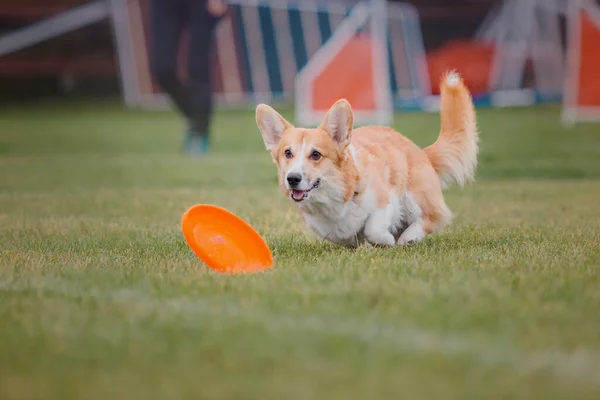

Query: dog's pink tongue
left=292, top=190, right=305, bottom=200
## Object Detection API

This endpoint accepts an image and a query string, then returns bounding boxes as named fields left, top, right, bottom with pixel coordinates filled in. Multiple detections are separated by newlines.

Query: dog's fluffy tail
left=424, top=71, right=479, bottom=188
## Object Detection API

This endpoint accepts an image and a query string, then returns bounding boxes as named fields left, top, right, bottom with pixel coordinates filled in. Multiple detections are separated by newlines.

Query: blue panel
left=387, top=34, right=398, bottom=95
left=233, top=5, right=254, bottom=93
left=258, top=5, right=283, bottom=94
left=317, top=8, right=332, bottom=44
left=287, top=8, right=308, bottom=70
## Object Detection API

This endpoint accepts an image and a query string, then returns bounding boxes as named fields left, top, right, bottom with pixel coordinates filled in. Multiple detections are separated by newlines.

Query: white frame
left=109, top=0, right=141, bottom=107
left=0, top=1, right=110, bottom=57
left=294, top=0, right=393, bottom=126
left=370, top=0, right=394, bottom=126
left=478, top=0, right=567, bottom=104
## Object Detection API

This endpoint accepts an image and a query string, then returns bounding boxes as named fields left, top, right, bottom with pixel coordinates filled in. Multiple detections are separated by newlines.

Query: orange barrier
left=576, top=11, right=600, bottom=107
left=426, top=40, right=494, bottom=95
left=311, top=35, right=377, bottom=112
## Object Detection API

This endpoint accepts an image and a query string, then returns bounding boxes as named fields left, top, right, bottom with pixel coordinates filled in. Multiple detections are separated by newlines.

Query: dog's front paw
left=364, top=231, right=396, bottom=247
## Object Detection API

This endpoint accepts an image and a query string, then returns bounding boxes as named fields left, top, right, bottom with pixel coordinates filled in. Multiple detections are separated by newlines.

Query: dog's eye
left=309, top=150, right=322, bottom=161
left=284, top=149, right=293, bottom=159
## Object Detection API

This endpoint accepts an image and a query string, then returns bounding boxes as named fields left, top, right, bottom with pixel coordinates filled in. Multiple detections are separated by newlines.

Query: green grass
left=1, top=102, right=600, bottom=399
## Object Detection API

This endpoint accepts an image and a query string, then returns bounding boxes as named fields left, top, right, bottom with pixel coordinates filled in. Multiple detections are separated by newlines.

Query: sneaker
left=183, top=129, right=210, bottom=156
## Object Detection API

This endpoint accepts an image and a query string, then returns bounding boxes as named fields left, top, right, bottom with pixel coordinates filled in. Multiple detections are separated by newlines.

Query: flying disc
left=181, top=204, right=274, bottom=274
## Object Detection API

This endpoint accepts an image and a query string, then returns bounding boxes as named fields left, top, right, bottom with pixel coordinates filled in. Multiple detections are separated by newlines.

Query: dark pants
left=149, top=0, right=223, bottom=137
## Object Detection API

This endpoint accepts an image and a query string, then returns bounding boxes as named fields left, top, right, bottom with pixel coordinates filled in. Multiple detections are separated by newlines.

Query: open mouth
left=290, top=179, right=321, bottom=202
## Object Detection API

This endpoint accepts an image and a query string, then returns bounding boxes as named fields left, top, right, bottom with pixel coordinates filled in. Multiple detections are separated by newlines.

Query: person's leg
left=149, top=0, right=198, bottom=148
left=186, top=1, right=223, bottom=152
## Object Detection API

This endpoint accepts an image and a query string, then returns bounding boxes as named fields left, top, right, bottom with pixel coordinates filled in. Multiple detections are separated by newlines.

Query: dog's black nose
left=286, top=173, right=302, bottom=187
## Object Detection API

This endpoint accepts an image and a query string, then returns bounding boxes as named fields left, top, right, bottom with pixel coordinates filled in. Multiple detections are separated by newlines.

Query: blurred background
left=0, top=0, right=594, bottom=121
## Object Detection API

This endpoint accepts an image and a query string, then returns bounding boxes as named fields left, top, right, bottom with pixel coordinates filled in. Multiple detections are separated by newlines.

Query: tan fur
left=424, top=72, right=479, bottom=187
left=255, top=72, right=478, bottom=247
left=350, top=124, right=451, bottom=232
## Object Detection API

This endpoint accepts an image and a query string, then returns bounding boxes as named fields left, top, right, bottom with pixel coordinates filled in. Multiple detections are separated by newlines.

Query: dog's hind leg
left=397, top=221, right=427, bottom=246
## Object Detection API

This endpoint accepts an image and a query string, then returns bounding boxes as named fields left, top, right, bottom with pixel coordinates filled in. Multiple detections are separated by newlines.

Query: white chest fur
left=298, top=188, right=421, bottom=247
left=301, top=199, right=369, bottom=246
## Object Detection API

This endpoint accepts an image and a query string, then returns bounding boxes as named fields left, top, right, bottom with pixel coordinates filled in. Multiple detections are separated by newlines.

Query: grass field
left=1, top=102, right=600, bottom=399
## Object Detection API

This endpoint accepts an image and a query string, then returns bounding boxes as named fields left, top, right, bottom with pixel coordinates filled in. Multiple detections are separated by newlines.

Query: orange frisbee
left=181, top=204, right=274, bottom=274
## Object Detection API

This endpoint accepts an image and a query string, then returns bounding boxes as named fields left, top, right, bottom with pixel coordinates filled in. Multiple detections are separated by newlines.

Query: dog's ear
left=319, top=99, right=353, bottom=149
left=256, top=104, right=292, bottom=153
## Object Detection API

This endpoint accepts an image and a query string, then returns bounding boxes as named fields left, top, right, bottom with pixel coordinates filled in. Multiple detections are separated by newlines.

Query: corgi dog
left=255, top=72, right=478, bottom=247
